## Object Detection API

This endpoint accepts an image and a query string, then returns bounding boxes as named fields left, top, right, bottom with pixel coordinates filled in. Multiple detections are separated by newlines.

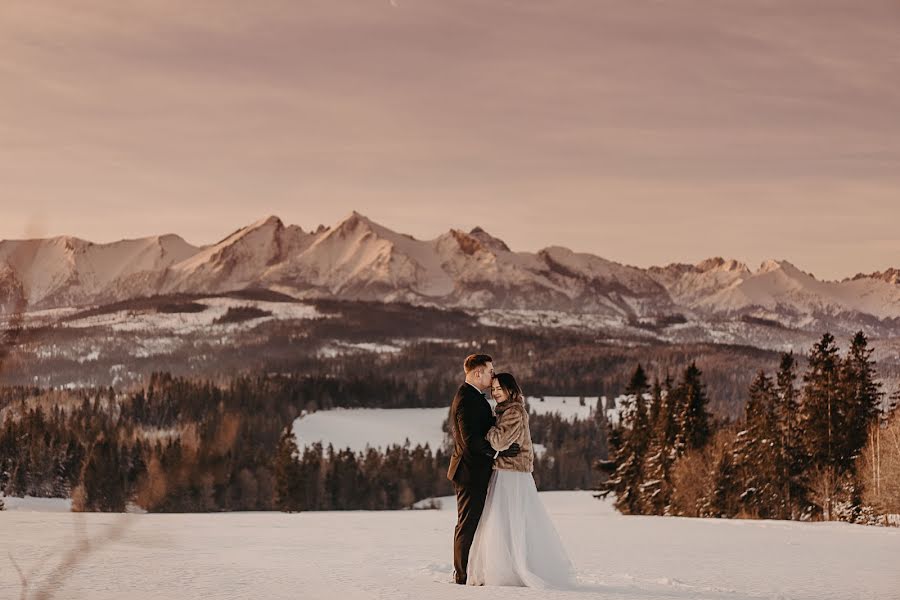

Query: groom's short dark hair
left=464, top=354, right=493, bottom=374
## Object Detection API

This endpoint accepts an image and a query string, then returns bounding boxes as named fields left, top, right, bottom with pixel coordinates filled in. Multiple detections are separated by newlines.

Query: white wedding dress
left=466, top=469, right=577, bottom=588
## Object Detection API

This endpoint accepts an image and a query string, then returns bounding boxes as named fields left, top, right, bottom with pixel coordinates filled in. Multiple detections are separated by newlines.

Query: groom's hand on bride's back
left=497, top=443, right=520, bottom=458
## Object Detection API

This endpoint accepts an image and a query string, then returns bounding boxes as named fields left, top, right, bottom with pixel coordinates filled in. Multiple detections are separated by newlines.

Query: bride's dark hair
left=493, top=372, right=523, bottom=402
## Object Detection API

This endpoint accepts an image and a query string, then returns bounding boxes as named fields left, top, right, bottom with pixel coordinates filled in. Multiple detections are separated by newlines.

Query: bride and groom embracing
left=447, top=353, right=576, bottom=588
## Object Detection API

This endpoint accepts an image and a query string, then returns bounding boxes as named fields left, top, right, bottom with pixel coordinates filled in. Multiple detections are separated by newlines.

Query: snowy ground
left=60, top=296, right=325, bottom=335
left=528, top=396, right=604, bottom=421
left=291, top=398, right=616, bottom=454
left=0, top=495, right=72, bottom=512
left=1, top=492, right=897, bottom=600
left=292, top=407, right=450, bottom=452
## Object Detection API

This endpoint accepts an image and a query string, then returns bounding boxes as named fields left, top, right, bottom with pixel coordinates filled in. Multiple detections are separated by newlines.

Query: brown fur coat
left=486, top=398, right=534, bottom=473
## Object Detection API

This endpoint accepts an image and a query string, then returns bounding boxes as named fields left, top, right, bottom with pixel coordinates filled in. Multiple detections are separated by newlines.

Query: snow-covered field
left=292, top=407, right=450, bottom=452
left=60, top=297, right=325, bottom=334
left=316, top=341, right=404, bottom=358
left=290, top=398, right=616, bottom=453
left=528, top=396, right=604, bottom=421
left=1, top=492, right=897, bottom=600
left=1, top=495, right=72, bottom=512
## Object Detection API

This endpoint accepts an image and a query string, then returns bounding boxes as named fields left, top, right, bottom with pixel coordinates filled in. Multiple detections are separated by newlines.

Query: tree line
left=0, top=372, right=609, bottom=512
left=598, top=331, right=898, bottom=523
left=271, top=407, right=611, bottom=512
left=4, top=330, right=897, bottom=520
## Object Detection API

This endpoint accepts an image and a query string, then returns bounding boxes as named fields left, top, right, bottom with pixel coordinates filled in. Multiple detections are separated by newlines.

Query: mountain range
left=2, top=212, right=899, bottom=335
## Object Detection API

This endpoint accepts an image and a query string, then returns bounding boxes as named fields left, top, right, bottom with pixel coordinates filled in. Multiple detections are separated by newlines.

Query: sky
left=1, top=0, right=898, bottom=281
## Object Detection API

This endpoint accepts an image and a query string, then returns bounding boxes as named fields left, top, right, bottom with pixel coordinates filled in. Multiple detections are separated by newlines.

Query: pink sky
left=1, top=0, right=898, bottom=280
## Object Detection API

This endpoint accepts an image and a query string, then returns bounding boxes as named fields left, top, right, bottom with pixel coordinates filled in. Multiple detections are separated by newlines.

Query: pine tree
left=641, top=377, right=677, bottom=515
left=774, top=351, right=805, bottom=519
left=700, top=431, right=739, bottom=518
left=733, top=371, right=782, bottom=518
left=799, top=333, right=842, bottom=519
left=298, top=443, right=325, bottom=510
left=841, top=331, right=883, bottom=471
left=274, top=429, right=303, bottom=512
left=598, top=364, right=651, bottom=514
left=675, top=362, right=712, bottom=453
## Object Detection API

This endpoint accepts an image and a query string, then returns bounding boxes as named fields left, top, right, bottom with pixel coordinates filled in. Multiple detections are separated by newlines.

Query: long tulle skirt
left=467, top=469, right=577, bottom=588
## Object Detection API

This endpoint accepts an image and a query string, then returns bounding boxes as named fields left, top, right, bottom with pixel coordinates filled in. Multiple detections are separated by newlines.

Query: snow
left=6, top=214, right=900, bottom=333
left=1, top=495, right=72, bottom=512
left=76, top=348, right=101, bottom=363
left=317, top=341, right=404, bottom=357
left=132, top=336, right=183, bottom=358
left=274, top=211, right=458, bottom=298
left=1, top=492, right=897, bottom=600
left=649, top=256, right=900, bottom=321
left=478, top=309, right=634, bottom=333
left=292, top=408, right=450, bottom=452
left=540, top=246, right=662, bottom=294
left=290, top=400, right=614, bottom=455
left=63, top=297, right=324, bottom=335
left=528, top=396, right=601, bottom=421
left=165, top=216, right=309, bottom=294
left=358, top=214, right=456, bottom=297
left=342, top=342, right=402, bottom=353
left=0, top=234, right=199, bottom=308
left=696, top=260, right=900, bottom=319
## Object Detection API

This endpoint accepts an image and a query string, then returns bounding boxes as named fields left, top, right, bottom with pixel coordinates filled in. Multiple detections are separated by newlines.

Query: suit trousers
left=452, top=475, right=491, bottom=584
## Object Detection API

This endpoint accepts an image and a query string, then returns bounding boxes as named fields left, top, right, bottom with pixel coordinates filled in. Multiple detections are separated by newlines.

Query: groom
left=447, top=353, right=520, bottom=585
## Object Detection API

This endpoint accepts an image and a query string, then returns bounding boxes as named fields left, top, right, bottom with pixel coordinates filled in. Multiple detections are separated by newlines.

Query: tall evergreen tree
left=841, top=331, right=883, bottom=471
left=799, top=333, right=842, bottom=519
left=599, top=364, right=651, bottom=514
left=733, top=371, right=782, bottom=518
left=642, top=377, right=677, bottom=515
left=274, top=429, right=303, bottom=512
left=700, top=432, right=739, bottom=518
left=774, top=351, right=805, bottom=519
left=675, top=362, right=712, bottom=453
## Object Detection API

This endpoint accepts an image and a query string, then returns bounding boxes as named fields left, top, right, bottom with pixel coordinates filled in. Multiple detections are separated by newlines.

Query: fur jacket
left=486, top=397, right=534, bottom=473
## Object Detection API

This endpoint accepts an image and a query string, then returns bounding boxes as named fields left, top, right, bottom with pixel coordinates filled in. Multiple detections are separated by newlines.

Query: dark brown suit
left=447, top=382, right=496, bottom=584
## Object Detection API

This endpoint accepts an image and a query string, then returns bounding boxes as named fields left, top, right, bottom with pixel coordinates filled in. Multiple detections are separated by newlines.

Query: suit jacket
left=447, top=383, right=496, bottom=486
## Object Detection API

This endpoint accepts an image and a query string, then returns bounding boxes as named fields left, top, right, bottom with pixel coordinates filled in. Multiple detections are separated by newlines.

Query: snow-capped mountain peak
left=0, top=232, right=203, bottom=308
left=161, top=214, right=309, bottom=295
left=327, top=211, right=373, bottom=236
left=4, top=215, right=900, bottom=332
left=755, top=259, right=806, bottom=276
left=850, top=268, right=900, bottom=285
left=696, top=257, right=750, bottom=274
left=210, top=215, right=286, bottom=248
left=443, top=228, right=502, bottom=256
left=468, top=227, right=511, bottom=253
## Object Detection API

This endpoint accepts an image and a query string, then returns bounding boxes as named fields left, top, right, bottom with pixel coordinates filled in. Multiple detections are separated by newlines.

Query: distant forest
left=0, top=371, right=607, bottom=512
left=9, top=295, right=897, bottom=422
left=1, top=310, right=898, bottom=520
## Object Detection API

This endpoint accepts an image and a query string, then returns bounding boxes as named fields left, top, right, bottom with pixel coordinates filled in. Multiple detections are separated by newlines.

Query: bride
left=466, top=372, right=577, bottom=588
